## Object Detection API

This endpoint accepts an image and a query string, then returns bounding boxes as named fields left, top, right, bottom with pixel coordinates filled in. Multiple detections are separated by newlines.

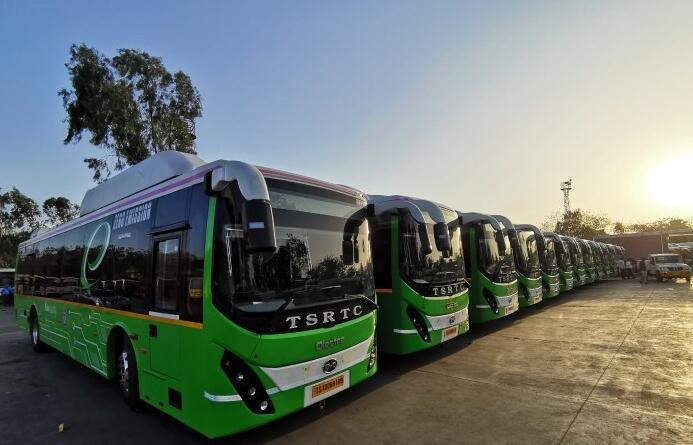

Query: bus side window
left=185, top=184, right=207, bottom=322
left=154, top=237, right=180, bottom=312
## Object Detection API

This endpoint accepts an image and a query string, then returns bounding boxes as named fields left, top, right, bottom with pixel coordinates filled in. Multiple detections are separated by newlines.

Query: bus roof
left=21, top=152, right=364, bottom=248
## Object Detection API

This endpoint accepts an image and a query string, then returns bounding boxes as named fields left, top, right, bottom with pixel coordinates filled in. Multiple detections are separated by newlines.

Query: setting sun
left=646, top=153, right=693, bottom=210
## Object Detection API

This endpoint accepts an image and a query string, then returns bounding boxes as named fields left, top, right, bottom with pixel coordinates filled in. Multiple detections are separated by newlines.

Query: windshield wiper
left=342, top=293, right=378, bottom=310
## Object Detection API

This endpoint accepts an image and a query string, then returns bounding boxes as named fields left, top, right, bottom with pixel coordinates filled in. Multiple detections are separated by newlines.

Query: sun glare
left=646, top=153, right=693, bottom=209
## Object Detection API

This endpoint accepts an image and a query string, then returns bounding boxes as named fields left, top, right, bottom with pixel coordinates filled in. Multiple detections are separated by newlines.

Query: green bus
left=493, top=215, right=543, bottom=307
left=561, top=236, right=586, bottom=287
left=590, top=241, right=606, bottom=280
left=13, top=152, right=378, bottom=438
left=460, top=213, right=519, bottom=323
left=515, top=225, right=560, bottom=299
left=368, top=196, right=469, bottom=354
left=578, top=239, right=596, bottom=283
left=606, top=244, right=618, bottom=277
left=545, top=233, right=573, bottom=292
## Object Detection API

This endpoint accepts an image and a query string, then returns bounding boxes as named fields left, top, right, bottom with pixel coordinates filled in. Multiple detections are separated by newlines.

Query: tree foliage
left=0, top=189, right=81, bottom=267
left=629, top=218, right=692, bottom=233
left=0, top=188, right=40, bottom=268
left=0, top=188, right=40, bottom=235
left=548, top=209, right=611, bottom=239
left=59, top=44, right=202, bottom=183
left=43, top=197, right=80, bottom=228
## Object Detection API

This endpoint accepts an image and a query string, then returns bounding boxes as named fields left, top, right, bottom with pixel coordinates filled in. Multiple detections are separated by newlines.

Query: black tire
left=656, top=272, right=663, bottom=283
left=117, top=334, right=140, bottom=410
left=29, top=312, right=47, bottom=353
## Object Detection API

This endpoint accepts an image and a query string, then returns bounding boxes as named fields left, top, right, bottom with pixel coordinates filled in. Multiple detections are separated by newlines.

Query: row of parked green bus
left=13, top=152, right=623, bottom=438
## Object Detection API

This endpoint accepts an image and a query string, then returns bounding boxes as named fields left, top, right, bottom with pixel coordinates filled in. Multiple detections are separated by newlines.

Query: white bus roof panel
left=80, top=151, right=207, bottom=216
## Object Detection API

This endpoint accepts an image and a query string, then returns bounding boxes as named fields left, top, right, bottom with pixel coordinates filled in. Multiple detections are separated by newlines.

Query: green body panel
left=15, top=195, right=377, bottom=438
left=572, top=266, right=587, bottom=287
left=584, top=266, right=597, bottom=283
left=515, top=272, right=543, bottom=307
left=376, top=217, right=469, bottom=355
left=466, top=228, right=519, bottom=323
left=542, top=273, right=560, bottom=298
left=558, top=269, right=574, bottom=292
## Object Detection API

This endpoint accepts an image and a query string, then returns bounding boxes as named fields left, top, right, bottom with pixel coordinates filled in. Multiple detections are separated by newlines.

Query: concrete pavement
left=1, top=280, right=692, bottom=444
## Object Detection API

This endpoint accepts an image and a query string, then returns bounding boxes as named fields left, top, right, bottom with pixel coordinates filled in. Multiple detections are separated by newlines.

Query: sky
left=1, top=0, right=693, bottom=226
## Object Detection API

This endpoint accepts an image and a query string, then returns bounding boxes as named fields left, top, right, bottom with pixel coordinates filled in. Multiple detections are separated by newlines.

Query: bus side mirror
left=418, top=224, right=433, bottom=255
left=342, top=240, right=355, bottom=266
left=433, top=221, right=452, bottom=253
left=496, top=231, right=507, bottom=252
left=242, top=199, right=277, bottom=258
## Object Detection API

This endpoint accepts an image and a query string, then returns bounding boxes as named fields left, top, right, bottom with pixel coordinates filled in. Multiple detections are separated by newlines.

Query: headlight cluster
left=406, top=305, right=431, bottom=342
left=221, top=351, right=275, bottom=414
left=367, top=337, right=377, bottom=371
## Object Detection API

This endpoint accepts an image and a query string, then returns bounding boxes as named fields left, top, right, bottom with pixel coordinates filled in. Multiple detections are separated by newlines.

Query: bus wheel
left=117, top=335, right=140, bottom=410
left=29, top=312, right=47, bottom=353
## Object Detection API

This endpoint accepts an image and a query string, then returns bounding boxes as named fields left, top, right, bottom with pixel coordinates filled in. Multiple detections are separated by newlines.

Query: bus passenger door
left=148, top=234, right=183, bottom=380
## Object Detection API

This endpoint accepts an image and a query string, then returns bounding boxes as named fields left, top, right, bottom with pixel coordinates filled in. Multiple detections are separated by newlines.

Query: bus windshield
left=516, top=229, right=541, bottom=277
left=399, top=209, right=465, bottom=296
left=554, top=238, right=572, bottom=270
left=213, top=179, right=375, bottom=333
left=479, top=222, right=515, bottom=279
left=567, top=239, right=584, bottom=267
left=542, top=238, right=558, bottom=272
left=580, top=243, right=594, bottom=265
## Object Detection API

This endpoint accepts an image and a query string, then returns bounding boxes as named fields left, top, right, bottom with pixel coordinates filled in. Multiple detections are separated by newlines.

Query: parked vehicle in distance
left=0, top=268, right=14, bottom=305
left=368, top=195, right=469, bottom=354
left=515, top=225, right=560, bottom=298
left=493, top=215, right=543, bottom=307
left=460, top=213, right=519, bottom=322
left=13, top=152, right=378, bottom=438
left=647, top=254, right=691, bottom=282
left=545, top=233, right=573, bottom=292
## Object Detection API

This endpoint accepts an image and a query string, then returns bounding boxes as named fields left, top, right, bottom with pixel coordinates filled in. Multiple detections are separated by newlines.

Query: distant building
left=595, top=229, right=693, bottom=259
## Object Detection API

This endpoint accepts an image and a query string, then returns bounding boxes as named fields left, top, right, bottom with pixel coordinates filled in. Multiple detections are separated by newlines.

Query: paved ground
left=2, top=279, right=693, bottom=444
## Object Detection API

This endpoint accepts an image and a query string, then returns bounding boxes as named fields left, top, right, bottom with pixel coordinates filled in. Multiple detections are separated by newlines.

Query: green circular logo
left=80, top=222, right=111, bottom=290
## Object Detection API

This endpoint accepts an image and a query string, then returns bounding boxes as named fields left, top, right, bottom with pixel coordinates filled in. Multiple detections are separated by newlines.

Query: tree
left=0, top=188, right=40, bottom=268
left=59, top=44, right=202, bottom=183
left=0, top=187, right=40, bottom=235
left=613, top=221, right=626, bottom=234
left=629, top=218, right=693, bottom=233
left=43, top=197, right=80, bottom=228
left=550, top=209, right=611, bottom=239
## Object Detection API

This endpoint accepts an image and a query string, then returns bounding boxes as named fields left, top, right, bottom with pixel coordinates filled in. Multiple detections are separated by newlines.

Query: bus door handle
left=149, top=324, right=158, bottom=338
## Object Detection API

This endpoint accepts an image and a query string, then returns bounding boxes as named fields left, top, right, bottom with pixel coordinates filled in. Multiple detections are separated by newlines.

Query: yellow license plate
left=304, top=371, right=350, bottom=406
left=442, top=325, right=459, bottom=342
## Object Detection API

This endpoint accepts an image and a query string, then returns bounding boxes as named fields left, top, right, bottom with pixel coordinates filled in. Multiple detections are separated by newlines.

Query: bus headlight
left=221, top=351, right=275, bottom=415
left=406, top=306, right=431, bottom=342
left=367, top=337, right=377, bottom=371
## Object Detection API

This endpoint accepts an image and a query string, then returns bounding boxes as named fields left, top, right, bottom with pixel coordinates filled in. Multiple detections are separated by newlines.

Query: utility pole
left=560, top=179, right=572, bottom=216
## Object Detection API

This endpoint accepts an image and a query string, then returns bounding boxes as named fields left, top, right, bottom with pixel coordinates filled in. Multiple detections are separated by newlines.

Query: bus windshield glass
left=213, top=179, right=375, bottom=333
left=516, top=229, right=541, bottom=277
left=400, top=208, right=465, bottom=296
left=478, top=222, right=514, bottom=279
left=567, top=239, right=583, bottom=267
left=542, top=238, right=558, bottom=272
left=580, top=243, right=594, bottom=265
left=554, top=238, right=572, bottom=270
